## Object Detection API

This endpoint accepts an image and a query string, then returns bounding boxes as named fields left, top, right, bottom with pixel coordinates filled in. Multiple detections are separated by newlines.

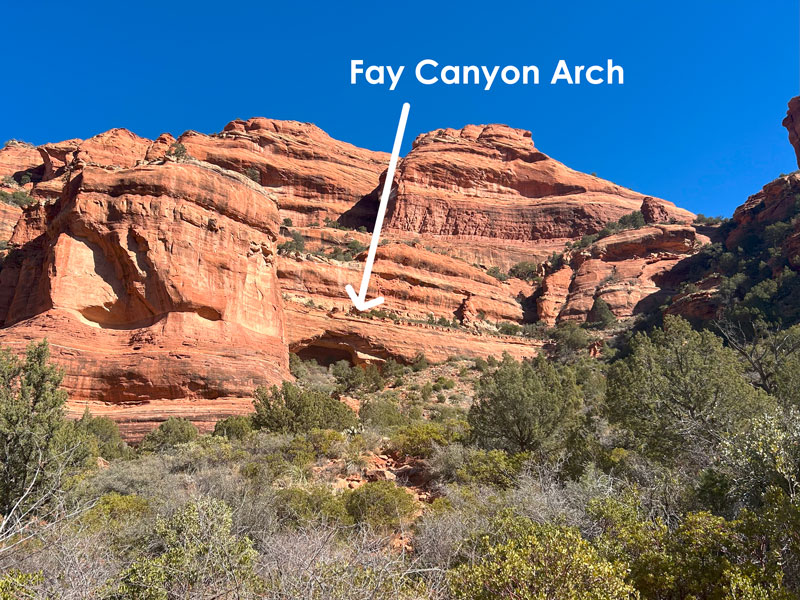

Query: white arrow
left=345, top=102, right=411, bottom=311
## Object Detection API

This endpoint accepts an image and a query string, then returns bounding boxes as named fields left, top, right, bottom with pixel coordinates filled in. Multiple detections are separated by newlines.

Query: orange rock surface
left=0, top=117, right=709, bottom=438
left=179, top=118, right=389, bottom=226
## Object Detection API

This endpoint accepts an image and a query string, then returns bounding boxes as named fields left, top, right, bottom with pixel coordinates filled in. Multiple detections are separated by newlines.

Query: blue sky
left=1, top=1, right=797, bottom=217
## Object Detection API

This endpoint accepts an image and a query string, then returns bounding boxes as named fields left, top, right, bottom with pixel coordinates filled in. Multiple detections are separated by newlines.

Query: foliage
left=469, top=354, right=581, bottom=454
left=77, top=409, right=129, bottom=460
left=275, top=485, right=351, bottom=527
left=389, top=421, right=461, bottom=459
left=212, top=415, right=253, bottom=440
left=606, top=316, right=771, bottom=464
left=0, top=341, right=82, bottom=519
left=278, top=230, right=305, bottom=254
left=344, top=480, right=416, bottom=530
left=140, top=417, right=198, bottom=452
left=330, top=360, right=384, bottom=395
left=448, top=512, right=637, bottom=600
left=486, top=266, right=508, bottom=281
left=597, top=210, right=647, bottom=238
left=252, top=382, right=357, bottom=434
left=0, top=189, right=34, bottom=208
left=108, top=497, right=259, bottom=599
left=508, top=261, right=540, bottom=282
left=165, top=142, right=188, bottom=161
left=589, top=297, right=617, bottom=328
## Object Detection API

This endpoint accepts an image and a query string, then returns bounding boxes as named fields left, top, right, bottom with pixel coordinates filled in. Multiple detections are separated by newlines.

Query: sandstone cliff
left=0, top=115, right=709, bottom=437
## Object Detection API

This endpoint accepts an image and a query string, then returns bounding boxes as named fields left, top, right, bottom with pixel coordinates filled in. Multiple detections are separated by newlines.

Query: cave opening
left=294, top=343, right=357, bottom=367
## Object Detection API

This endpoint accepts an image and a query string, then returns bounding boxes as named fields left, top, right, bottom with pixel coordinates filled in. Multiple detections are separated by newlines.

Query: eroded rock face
left=0, top=117, right=707, bottom=437
left=0, top=204, right=20, bottom=242
left=727, top=173, right=800, bottom=248
left=538, top=225, right=707, bottom=324
left=361, top=125, right=693, bottom=248
left=783, top=96, right=800, bottom=168
left=0, top=141, right=43, bottom=183
left=0, top=161, right=288, bottom=435
left=179, top=119, right=390, bottom=226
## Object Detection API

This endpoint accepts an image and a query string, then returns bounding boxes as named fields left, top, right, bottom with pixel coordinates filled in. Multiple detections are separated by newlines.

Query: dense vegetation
left=1, top=307, right=800, bottom=598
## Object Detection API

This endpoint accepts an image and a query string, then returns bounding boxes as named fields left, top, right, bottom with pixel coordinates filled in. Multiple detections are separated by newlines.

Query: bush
left=469, top=354, right=581, bottom=455
left=389, top=421, right=461, bottom=459
left=110, top=497, right=260, bottom=598
left=508, top=261, right=540, bottom=282
left=360, top=398, right=407, bottom=429
left=411, top=352, right=429, bottom=372
left=165, top=142, right=189, bottom=161
left=278, top=230, right=305, bottom=254
left=448, top=513, right=637, bottom=600
left=252, top=382, right=357, bottom=434
left=140, top=417, right=198, bottom=452
left=588, top=297, right=616, bottom=328
left=345, top=481, right=417, bottom=530
left=330, top=360, right=384, bottom=395
left=212, top=415, right=253, bottom=440
left=487, top=266, right=509, bottom=281
left=77, top=411, right=129, bottom=460
left=0, top=189, right=34, bottom=208
left=275, top=485, right=351, bottom=527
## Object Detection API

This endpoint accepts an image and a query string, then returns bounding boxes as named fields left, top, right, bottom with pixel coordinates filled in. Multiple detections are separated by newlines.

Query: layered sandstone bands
left=0, top=113, right=710, bottom=437
left=375, top=124, right=693, bottom=247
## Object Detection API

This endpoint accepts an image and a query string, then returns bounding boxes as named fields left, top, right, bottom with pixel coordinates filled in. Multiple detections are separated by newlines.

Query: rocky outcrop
left=0, top=203, right=20, bottom=242
left=0, top=160, right=288, bottom=435
left=727, top=173, right=800, bottom=248
left=362, top=125, right=693, bottom=250
left=783, top=96, right=800, bottom=168
left=179, top=118, right=389, bottom=226
left=0, top=141, right=43, bottom=183
left=538, top=225, right=707, bottom=324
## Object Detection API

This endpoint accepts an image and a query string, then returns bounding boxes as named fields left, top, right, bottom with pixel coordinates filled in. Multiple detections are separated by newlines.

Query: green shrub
left=359, top=398, right=407, bottom=429
left=448, top=513, right=636, bottom=600
left=0, top=570, right=43, bottom=599
left=140, top=417, right=198, bottom=452
left=469, top=354, right=581, bottom=454
left=77, top=410, right=129, bottom=460
left=0, top=189, right=34, bottom=208
left=212, top=415, right=253, bottom=440
left=252, top=382, right=357, bottom=433
left=411, top=352, right=429, bottom=372
left=588, top=297, right=616, bottom=328
left=509, top=261, right=540, bottom=281
left=389, top=421, right=461, bottom=459
left=487, top=266, right=509, bottom=281
left=278, top=230, right=305, bottom=254
left=275, top=485, right=351, bottom=527
left=345, top=481, right=416, bottom=530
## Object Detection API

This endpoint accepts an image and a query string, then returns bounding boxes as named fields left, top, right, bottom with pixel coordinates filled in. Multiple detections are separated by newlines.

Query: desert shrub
left=278, top=230, right=305, bottom=254
left=165, top=142, right=189, bottom=161
left=306, top=428, right=347, bottom=459
left=0, top=570, right=43, bottom=599
left=212, top=415, right=253, bottom=440
left=497, top=321, right=521, bottom=336
left=359, top=398, right=407, bottom=429
left=389, top=421, right=462, bottom=459
left=330, top=361, right=384, bottom=395
left=486, top=266, right=508, bottom=281
left=598, top=210, right=646, bottom=238
left=448, top=512, right=637, bottom=600
left=589, top=297, right=617, bottom=328
left=345, top=481, right=416, bottom=530
left=0, top=341, right=88, bottom=519
left=140, top=417, right=198, bottom=452
left=109, top=497, right=260, bottom=599
left=607, top=316, right=771, bottom=465
left=508, top=261, right=540, bottom=281
left=0, top=189, right=34, bottom=208
left=469, top=354, right=581, bottom=455
left=551, top=321, right=591, bottom=360
left=252, top=382, right=357, bottom=434
left=432, top=376, right=455, bottom=391
left=281, top=217, right=293, bottom=228
left=275, top=486, right=351, bottom=527
left=411, top=352, right=429, bottom=372
left=430, top=444, right=528, bottom=488
left=245, top=167, right=261, bottom=183
left=76, top=410, right=130, bottom=460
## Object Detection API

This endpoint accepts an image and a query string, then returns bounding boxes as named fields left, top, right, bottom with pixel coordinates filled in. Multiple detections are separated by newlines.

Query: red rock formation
left=0, top=141, right=43, bottom=182
left=374, top=125, right=693, bottom=249
left=783, top=96, right=800, bottom=168
left=0, top=160, right=288, bottom=435
left=0, top=204, right=20, bottom=242
left=538, top=225, right=707, bottom=323
left=179, top=118, right=389, bottom=226
left=726, top=173, right=800, bottom=248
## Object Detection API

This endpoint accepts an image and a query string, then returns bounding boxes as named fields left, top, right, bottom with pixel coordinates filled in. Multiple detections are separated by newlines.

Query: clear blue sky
left=1, top=1, right=797, bottom=217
